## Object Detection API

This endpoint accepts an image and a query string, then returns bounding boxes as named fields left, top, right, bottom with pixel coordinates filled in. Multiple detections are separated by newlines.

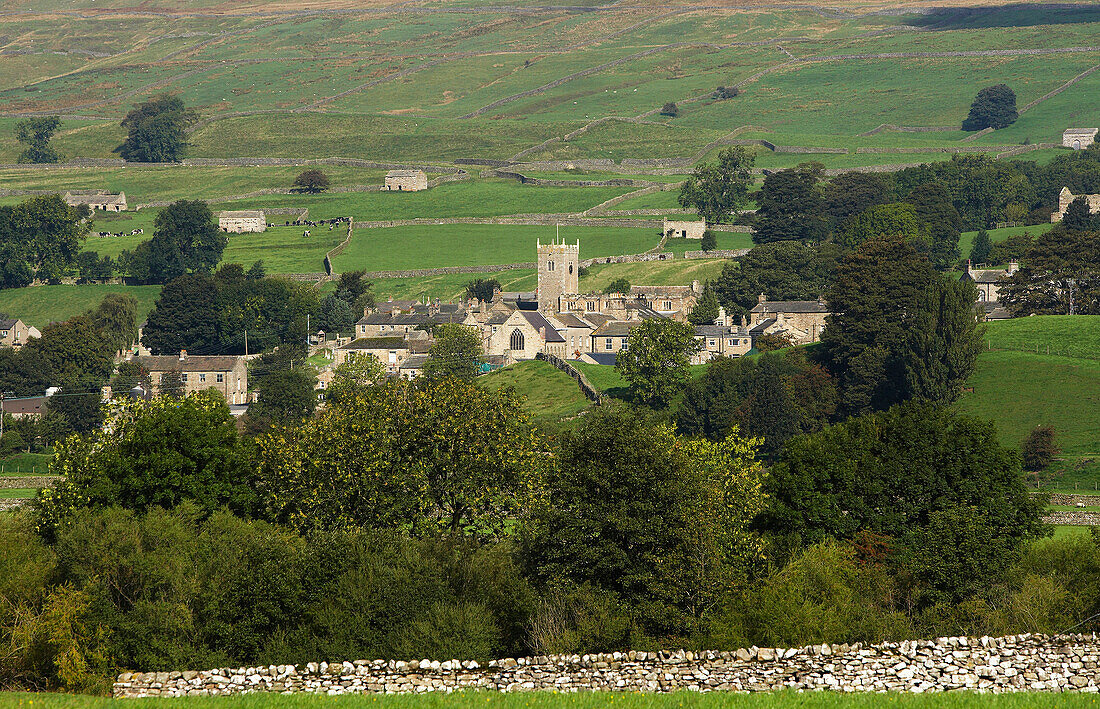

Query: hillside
left=479, top=360, right=593, bottom=428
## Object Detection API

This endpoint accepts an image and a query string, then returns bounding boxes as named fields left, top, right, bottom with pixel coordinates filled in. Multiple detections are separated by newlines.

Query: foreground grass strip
left=3, top=690, right=1100, bottom=708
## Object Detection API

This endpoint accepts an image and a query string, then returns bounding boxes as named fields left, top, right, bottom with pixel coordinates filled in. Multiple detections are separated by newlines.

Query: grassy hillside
left=0, top=284, right=162, bottom=329
left=480, top=360, right=592, bottom=428
left=984, top=316, right=1100, bottom=361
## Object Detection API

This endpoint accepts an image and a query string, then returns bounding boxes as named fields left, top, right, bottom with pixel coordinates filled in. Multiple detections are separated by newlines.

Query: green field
left=0, top=453, right=53, bottom=475
left=984, top=316, right=1100, bottom=361
left=0, top=488, right=36, bottom=499
left=959, top=224, right=1054, bottom=261
left=0, top=284, right=162, bottom=329
left=480, top=360, right=592, bottom=427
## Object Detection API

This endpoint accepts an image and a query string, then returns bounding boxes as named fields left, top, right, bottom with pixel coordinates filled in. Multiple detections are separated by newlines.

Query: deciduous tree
left=15, top=116, right=63, bottom=164
left=117, top=95, right=196, bottom=163
left=423, top=324, right=483, bottom=382
left=962, top=84, right=1018, bottom=131
left=615, top=318, right=701, bottom=408
left=292, top=169, right=330, bottom=194
left=677, top=147, right=755, bottom=224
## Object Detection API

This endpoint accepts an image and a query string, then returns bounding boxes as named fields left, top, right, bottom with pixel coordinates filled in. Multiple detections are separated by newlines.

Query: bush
left=660, top=102, right=679, bottom=117
left=714, top=86, right=739, bottom=100
left=1022, top=425, right=1058, bottom=471
left=700, top=230, right=717, bottom=252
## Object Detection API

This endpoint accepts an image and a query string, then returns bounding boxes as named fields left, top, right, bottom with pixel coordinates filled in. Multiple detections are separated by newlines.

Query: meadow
left=480, top=360, right=592, bottom=428
left=0, top=284, right=162, bottom=329
left=7, top=691, right=1099, bottom=709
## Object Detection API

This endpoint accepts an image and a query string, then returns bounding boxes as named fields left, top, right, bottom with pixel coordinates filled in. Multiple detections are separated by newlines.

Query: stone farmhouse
left=0, top=318, right=39, bottom=348
left=356, top=300, right=467, bottom=338
left=218, top=210, right=266, bottom=233
left=334, top=333, right=431, bottom=376
left=129, top=352, right=249, bottom=405
left=63, top=191, right=126, bottom=212
left=663, top=219, right=706, bottom=239
left=1051, top=187, right=1100, bottom=223
left=384, top=170, right=428, bottom=192
left=961, top=260, right=1017, bottom=320
left=748, top=294, right=830, bottom=345
left=1063, top=128, right=1098, bottom=150
left=693, top=307, right=752, bottom=364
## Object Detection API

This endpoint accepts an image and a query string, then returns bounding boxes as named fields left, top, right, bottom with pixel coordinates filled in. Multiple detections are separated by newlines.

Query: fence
left=536, top=352, right=603, bottom=404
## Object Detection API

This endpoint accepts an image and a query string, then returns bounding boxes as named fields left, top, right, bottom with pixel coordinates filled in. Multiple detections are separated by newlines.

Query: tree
left=34, top=391, right=256, bottom=538
left=85, top=293, right=138, bottom=353
left=700, top=229, right=718, bottom=252
left=660, top=102, right=679, bottom=117
left=687, top=282, right=719, bottom=325
left=999, top=228, right=1100, bottom=315
left=1022, top=425, right=1059, bottom=472
left=1062, top=195, right=1099, bottom=232
left=962, top=84, right=1018, bottom=131
left=246, top=260, right=266, bottom=280
left=292, top=169, right=330, bottom=194
left=2, top=195, right=87, bottom=280
left=324, top=353, right=386, bottom=404
left=906, top=181, right=963, bottom=270
left=713, top=241, right=840, bottom=319
left=759, top=402, right=1046, bottom=603
left=422, top=324, right=483, bottom=382
left=117, top=95, right=196, bottom=162
left=821, top=235, right=981, bottom=414
left=143, top=200, right=225, bottom=283
left=615, top=318, right=701, bottom=408
left=335, top=269, right=375, bottom=312
left=521, top=407, right=766, bottom=635
left=142, top=273, right=220, bottom=355
left=159, top=368, right=185, bottom=399
left=25, top=316, right=115, bottom=392
left=714, top=85, right=739, bottom=99
left=970, top=228, right=992, bottom=265
left=464, top=278, right=501, bottom=303
left=15, top=116, right=63, bottom=164
left=752, top=163, right=828, bottom=244
left=837, top=203, right=927, bottom=251
left=316, top=293, right=354, bottom=336
left=677, top=147, right=755, bottom=224
left=823, top=172, right=894, bottom=232
left=754, top=331, right=795, bottom=352
left=246, top=367, right=317, bottom=427
left=603, top=277, right=630, bottom=295
left=257, top=377, right=543, bottom=536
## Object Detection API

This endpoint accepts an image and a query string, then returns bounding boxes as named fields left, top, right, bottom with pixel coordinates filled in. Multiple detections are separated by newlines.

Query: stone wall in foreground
left=114, top=633, right=1100, bottom=697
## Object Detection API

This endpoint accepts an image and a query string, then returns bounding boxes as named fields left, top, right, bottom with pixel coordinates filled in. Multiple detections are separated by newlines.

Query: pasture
left=0, top=284, right=162, bottom=329
left=480, top=360, right=593, bottom=428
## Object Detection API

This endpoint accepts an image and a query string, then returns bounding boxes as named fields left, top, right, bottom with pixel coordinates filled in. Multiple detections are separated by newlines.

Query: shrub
left=1022, top=425, right=1058, bottom=471
left=660, top=102, right=679, bottom=117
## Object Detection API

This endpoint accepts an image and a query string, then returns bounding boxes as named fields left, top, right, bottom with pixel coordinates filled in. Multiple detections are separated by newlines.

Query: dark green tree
left=144, top=200, right=225, bottom=283
left=464, top=278, right=501, bottom=303
left=970, top=228, right=992, bottom=265
left=85, top=293, right=138, bottom=353
left=687, top=282, right=719, bottom=325
left=603, top=277, right=631, bottom=295
left=117, top=95, right=196, bottom=162
left=962, top=84, right=1018, bottom=131
left=246, top=260, right=266, bottom=280
left=423, top=324, right=483, bottom=382
left=141, top=273, right=221, bottom=355
left=677, top=147, right=755, bottom=223
left=752, top=163, right=828, bottom=244
left=823, top=172, right=895, bottom=232
left=700, top=229, right=718, bottom=252
left=335, top=269, right=375, bottom=312
left=1062, top=195, right=1098, bottom=232
left=660, top=102, right=679, bottom=117
left=316, top=293, right=354, bottom=336
left=837, top=203, right=927, bottom=251
left=247, top=367, right=317, bottom=428
left=15, top=116, right=63, bottom=164
left=906, top=181, right=963, bottom=270
left=6, top=195, right=87, bottom=280
left=1022, top=425, right=1058, bottom=472
left=615, top=318, right=701, bottom=408
left=999, top=228, right=1100, bottom=315
left=292, top=169, right=330, bottom=194
left=713, top=241, right=840, bottom=319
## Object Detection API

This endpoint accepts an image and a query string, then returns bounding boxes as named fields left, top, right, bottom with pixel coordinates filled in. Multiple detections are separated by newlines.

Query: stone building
left=536, top=239, right=580, bottom=312
left=1051, top=187, right=1100, bottom=223
left=129, top=352, right=249, bottom=405
left=484, top=310, right=566, bottom=360
left=1063, top=128, right=1098, bottom=150
left=218, top=210, right=266, bottom=233
left=63, top=191, right=127, bottom=212
left=693, top=308, right=752, bottom=363
left=663, top=219, right=706, bottom=239
left=962, top=260, right=1018, bottom=304
left=334, top=334, right=430, bottom=375
left=356, top=300, right=467, bottom=338
left=748, top=294, right=830, bottom=345
left=0, top=318, right=35, bottom=348
left=384, top=170, right=428, bottom=192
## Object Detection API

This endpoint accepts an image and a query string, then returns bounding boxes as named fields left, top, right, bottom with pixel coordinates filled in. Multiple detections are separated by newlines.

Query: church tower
left=536, top=237, right=579, bottom=312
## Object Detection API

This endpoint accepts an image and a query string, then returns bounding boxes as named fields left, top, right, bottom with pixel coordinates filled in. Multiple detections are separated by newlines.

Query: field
left=0, top=453, right=52, bottom=475
left=480, top=360, right=593, bottom=428
left=0, top=284, right=162, bottom=329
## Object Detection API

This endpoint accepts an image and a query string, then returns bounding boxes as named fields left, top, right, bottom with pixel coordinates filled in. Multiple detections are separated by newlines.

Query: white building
left=218, top=210, right=266, bottom=233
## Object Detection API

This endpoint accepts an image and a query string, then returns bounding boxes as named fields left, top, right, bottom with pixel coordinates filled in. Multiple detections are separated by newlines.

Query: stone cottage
left=748, top=294, right=830, bottom=345
left=1063, top=128, right=1098, bottom=150
left=962, top=260, right=1018, bottom=304
left=129, top=352, right=249, bottom=405
left=693, top=308, right=752, bottom=363
left=383, top=170, right=428, bottom=192
left=218, top=210, right=266, bottom=233
left=1051, top=187, right=1100, bottom=223
left=0, top=318, right=36, bottom=348
left=663, top=219, right=706, bottom=239
left=63, top=191, right=127, bottom=212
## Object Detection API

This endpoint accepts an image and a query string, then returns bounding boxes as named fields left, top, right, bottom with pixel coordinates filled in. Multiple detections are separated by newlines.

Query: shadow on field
left=907, top=3, right=1100, bottom=29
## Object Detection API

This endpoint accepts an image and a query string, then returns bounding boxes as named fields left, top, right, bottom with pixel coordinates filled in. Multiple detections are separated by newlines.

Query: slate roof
left=585, top=352, right=619, bottom=366
left=400, top=354, right=429, bottom=370
left=695, top=325, right=750, bottom=337
left=357, top=311, right=466, bottom=326
left=131, top=355, right=244, bottom=372
left=748, top=318, right=777, bottom=334
left=2, top=396, right=46, bottom=416
left=0, top=318, right=20, bottom=330
left=964, top=269, right=1009, bottom=284
left=339, top=337, right=410, bottom=350
left=591, top=321, right=639, bottom=338
left=218, top=210, right=265, bottom=219
left=519, top=311, right=566, bottom=343
left=750, top=300, right=829, bottom=314
left=552, top=313, right=592, bottom=329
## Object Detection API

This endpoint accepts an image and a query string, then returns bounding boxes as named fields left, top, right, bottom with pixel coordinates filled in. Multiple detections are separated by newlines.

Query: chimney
left=758, top=293, right=766, bottom=304
left=715, top=306, right=727, bottom=327
left=179, top=349, right=187, bottom=361
left=691, top=280, right=701, bottom=294
left=1008, top=260, right=1019, bottom=275
left=965, top=259, right=972, bottom=274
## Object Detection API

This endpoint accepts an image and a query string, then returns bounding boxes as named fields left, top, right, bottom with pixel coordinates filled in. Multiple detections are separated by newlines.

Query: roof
left=0, top=318, right=21, bottom=329
left=552, top=313, right=592, bottom=329
left=64, top=191, right=125, bottom=204
left=376, top=299, right=419, bottom=314
left=585, top=352, right=619, bottom=366
left=582, top=313, right=615, bottom=328
left=1064, top=128, right=1098, bottom=135
left=519, top=311, right=566, bottom=343
left=964, top=269, right=1009, bottom=284
left=400, top=354, right=429, bottom=369
left=357, top=311, right=466, bottom=326
left=752, top=298, right=827, bottom=312
left=695, top=325, right=749, bottom=337
left=631, top=285, right=694, bottom=296
left=748, top=318, right=777, bottom=334
left=218, top=210, right=265, bottom=219
left=339, top=337, right=409, bottom=350
left=131, top=355, right=244, bottom=372
left=2, top=396, right=46, bottom=415
left=386, top=169, right=426, bottom=178
left=592, top=321, right=640, bottom=338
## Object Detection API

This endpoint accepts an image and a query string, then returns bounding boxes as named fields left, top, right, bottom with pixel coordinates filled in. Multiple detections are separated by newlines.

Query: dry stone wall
left=114, top=634, right=1100, bottom=698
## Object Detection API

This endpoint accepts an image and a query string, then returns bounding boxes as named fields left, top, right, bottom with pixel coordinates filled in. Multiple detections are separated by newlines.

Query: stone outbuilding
left=748, top=294, right=830, bottom=345
left=63, top=191, right=127, bottom=212
left=0, top=318, right=35, bottom=348
left=962, top=260, right=1018, bottom=304
left=384, top=170, right=428, bottom=192
left=663, top=219, right=706, bottom=239
left=1063, top=128, right=1098, bottom=150
left=1051, top=187, right=1100, bottom=223
left=218, top=210, right=266, bottom=233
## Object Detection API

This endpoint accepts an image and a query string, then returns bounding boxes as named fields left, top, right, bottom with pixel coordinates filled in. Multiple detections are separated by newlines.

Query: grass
left=480, top=360, right=592, bottom=427
left=223, top=226, right=343, bottom=274
left=6, top=690, right=1100, bottom=709
left=661, top=235, right=753, bottom=256
left=984, top=316, right=1100, bottom=361
left=0, top=285, right=162, bottom=329
left=0, top=453, right=53, bottom=476
left=338, top=225, right=659, bottom=272
left=0, top=489, right=36, bottom=499
left=959, top=224, right=1054, bottom=260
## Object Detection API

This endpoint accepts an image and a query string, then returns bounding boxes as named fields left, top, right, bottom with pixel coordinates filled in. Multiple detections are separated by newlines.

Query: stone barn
left=1063, top=128, right=1098, bottom=150
left=384, top=170, right=428, bottom=192
left=218, top=210, right=266, bottom=233
left=63, top=191, right=127, bottom=212
left=663, top=219, right=706, bottom=239
left=1051, top=187, right=1100, bottom=223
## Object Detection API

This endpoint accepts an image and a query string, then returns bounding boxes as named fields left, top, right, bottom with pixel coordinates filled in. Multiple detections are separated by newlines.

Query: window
left=491, top=326, right=498, bottom=334
left=216, top=373, right=224, bottom=383
left=510, top=329, right=525, bottom=351
left=708, top=339, right=715, bottom=347
left=547, top=260, right=555, bottom=271
left=389, top=351, right=397, bottom=364
left=569, top=264, right=574, bottom=274
left=181, top=373, right=188, bottom=382
left=728, top=339, right=737, bottom=346
left=663, top=301, right=672, bottom=311
left=199, top=373, right=206, bottom=383
left=586, top=301, right=595, bottom=311
left=605, top=338, right=613, bottom=350
left=621, top=339, right=628, bottom=350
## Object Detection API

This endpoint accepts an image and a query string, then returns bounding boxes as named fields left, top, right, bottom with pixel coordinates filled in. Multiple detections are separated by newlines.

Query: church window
left=510, top=329, right=525, bottom=351
left=569, top=263, right=574, bottom=274
left=547, top=261, right=555, bottom=271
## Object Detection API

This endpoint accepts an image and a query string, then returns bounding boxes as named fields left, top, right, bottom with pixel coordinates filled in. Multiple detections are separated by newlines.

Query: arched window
left=569, top=263, right=574, bottom=274
left=547, top=260, right=555, bottom=271
left=510, top=329, right=525, bottom=351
